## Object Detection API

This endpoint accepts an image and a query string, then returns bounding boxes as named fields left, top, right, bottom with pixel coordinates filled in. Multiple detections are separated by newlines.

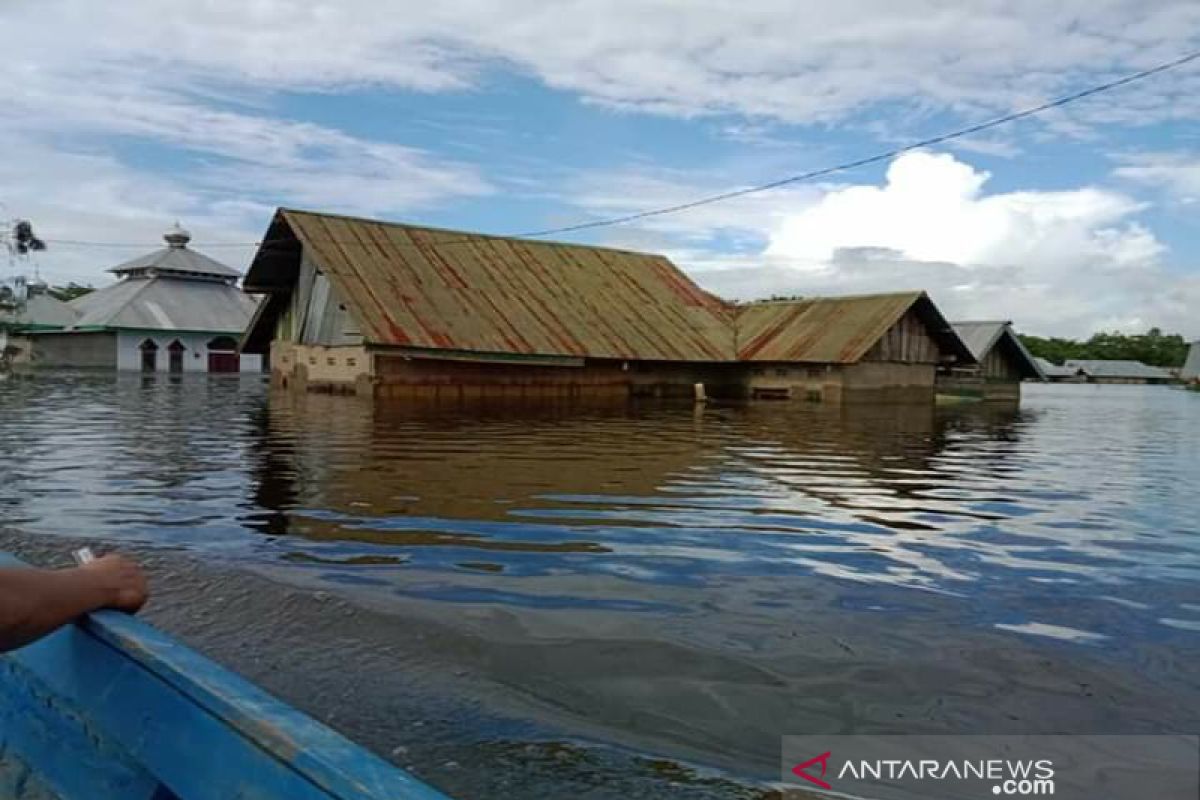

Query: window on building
left=167, top=340, right=186, bottom=373
left=139, top=339, right=158, bottom=372
left=206, top=336, right=238, bottom=352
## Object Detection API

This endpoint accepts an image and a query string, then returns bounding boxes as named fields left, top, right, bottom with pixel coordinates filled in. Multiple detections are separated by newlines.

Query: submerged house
left=1064, top=360, right=1174, bottom=385
left=1180, top=341, right=1199, bottom=384
left=0, top=279, right=79, bottom=366
left=1034, top=357, right=1085, bottom=383
left=240, top=209, right=975, bottom=403
left=28, top=226, right=262, bottom=373
left=936, top=321, right=1045, bottom=401
left=734, top=293, right=972, bottom=402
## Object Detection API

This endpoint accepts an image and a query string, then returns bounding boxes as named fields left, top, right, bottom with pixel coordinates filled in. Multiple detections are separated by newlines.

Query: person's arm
left=0, top=554, right=149, bottom=652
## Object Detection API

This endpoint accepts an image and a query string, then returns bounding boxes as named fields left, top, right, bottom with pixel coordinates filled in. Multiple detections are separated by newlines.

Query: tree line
left=1018, top=328, right=1191, bottom=368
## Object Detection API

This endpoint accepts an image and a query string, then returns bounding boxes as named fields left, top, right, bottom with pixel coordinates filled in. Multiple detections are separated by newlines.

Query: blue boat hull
left=0, top=553, right=450, bottom=800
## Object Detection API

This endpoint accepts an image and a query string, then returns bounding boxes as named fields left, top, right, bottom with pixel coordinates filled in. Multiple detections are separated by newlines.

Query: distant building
left=26, top=226, right=262, bottom=373
left=241, top=209, right=975, bottom=403
left=936, top=321, right=1045, bottom=401
left=1064, top=359, right=1174, bottom=384
left=1033, top=357, right=1085, bottom=383
left=0, top=279, right=79, bottom=366
left=734, top=293, right=972, bottom=402
left=1182, top=342, right=1200, bottom=383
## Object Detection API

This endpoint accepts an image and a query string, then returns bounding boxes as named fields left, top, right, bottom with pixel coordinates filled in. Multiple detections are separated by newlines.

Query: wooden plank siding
left=980, top=342, right=1022, bottom=381
left=861, top=308, right=940, bottom=364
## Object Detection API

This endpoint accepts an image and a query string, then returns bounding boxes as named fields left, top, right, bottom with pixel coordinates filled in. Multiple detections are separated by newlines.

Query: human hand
left=80, top=554, right=149, bottom=613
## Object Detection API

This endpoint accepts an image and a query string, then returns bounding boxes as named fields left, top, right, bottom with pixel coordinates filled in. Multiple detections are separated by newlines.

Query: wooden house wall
left=274, top=252, right=362, bottom=347
left=981, top=342, right=1021, bottom=381
left=861, top=309, right=940, bottom=364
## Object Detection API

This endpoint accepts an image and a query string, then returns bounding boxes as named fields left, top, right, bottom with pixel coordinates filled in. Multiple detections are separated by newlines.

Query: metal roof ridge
left=736, top=289, right=924, bottom=307
left=278, top=207, right=679, bottom=260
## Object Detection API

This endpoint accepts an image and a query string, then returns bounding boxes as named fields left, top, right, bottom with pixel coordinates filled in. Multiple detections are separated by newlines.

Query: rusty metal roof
left=735, top=291, right=972, bottom=363
left=245, top=209, right=735, bottom=361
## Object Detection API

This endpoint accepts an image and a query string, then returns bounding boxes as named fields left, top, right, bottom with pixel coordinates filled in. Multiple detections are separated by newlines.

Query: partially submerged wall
left=373, top=354, right=628, bottom=402
left=744, top=363, right=843, bottom=402
left=27, top=331, right=117, bottom=368
left=271, top=341, right=372, bottom=394
left=841, top=361, right=936, bottom=403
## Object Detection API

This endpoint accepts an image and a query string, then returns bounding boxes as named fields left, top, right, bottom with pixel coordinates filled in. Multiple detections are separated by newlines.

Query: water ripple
left=2, top=372, right=1198, bottom=751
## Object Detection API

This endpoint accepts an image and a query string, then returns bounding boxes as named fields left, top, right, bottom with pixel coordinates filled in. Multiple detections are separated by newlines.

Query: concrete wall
left=269, top=342, right=948, bottom=405
left=744, top=362, right=935, bottom=403
left=1, top=331, right=33, bottom=366
left=116, top=331, right=262, bottom=373
left=271, top=341, right=371, bottom=393
left=978, top=381, right=1020, bottom=401
left=745, top=363, right=842, bottom=402
left=936, top=371, right=1021, bottom=402
left=841, top=361, right=936, bottom=403
left=272, top=343, right=749, bottom=403
left=28, top=331, right=118, bottom=368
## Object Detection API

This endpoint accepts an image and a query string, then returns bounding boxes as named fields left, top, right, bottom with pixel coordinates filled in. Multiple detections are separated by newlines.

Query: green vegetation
left=1019, top=328, right=1190, bottom=368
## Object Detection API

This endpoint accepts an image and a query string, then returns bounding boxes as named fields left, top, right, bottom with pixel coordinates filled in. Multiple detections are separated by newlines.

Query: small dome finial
left=164, top=221, right=191, bottom=248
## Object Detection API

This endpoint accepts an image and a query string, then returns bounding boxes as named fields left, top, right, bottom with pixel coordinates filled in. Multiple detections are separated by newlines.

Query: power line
left=44, top=238, right=258, bottom=249
left=41, top=47, right=1200, bottom=252
left=515, top=48, right=1200, bottom=238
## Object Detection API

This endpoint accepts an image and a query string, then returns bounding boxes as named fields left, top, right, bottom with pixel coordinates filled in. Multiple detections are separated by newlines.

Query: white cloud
left=0, top=134, right=267, bottom=286
left=1114, top=151, right=1200, bottom=202
left=0, top=0, right=1198, bottom=331
left=766, top=151, right=1156, bottom=269
left=569, top=151, right=1197, bottom=338
left=5, top=2, right=1200, bottom=127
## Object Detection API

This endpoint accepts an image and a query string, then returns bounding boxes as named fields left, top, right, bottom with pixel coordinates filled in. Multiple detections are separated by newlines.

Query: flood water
left=2, top=373, right=1198, bottom=794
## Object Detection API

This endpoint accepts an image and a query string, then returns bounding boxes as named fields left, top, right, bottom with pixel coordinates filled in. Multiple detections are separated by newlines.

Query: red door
left=206, top=336, right=240, bottom=373
left=207, top=352, right=239, bottom=373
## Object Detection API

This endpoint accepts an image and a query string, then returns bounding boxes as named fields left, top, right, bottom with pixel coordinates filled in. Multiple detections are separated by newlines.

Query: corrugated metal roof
left=950, top=321, right=1007, bottom=360
left=1182, top=342, right=1200, bottom=381
left=1064, top=359, right=1174, bottom=380
left=951, top=321, right=1044, bottom=380
left=1034, top=357, right=1079, bottom=378
left=109, top=246, right=242, bottom=279
left=734, top=291, right=972, bottom=363
left=69, top=276, right=259, bottom=333
left=249, top=209, right=735, bottom=361
left=0, top=292, right=79, bottom=328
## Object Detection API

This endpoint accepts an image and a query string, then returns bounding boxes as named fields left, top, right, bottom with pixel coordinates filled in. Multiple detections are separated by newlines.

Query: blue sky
left=2, top=1, right=1198, bottom=337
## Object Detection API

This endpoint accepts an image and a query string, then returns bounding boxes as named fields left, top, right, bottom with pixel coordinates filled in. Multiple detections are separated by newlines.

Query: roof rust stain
left=277, top=209, right=736, bottom=362
left=245, top=210, right=969, bottom=366
left=735, top=292, right=925, bottom=363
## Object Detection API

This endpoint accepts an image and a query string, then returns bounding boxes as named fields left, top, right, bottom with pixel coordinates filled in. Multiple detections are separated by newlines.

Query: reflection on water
left=2, top=373, right=1198, bottom=778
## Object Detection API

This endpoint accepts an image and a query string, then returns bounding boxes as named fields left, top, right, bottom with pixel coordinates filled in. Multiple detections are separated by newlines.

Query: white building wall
left=116, top=331, right=262, bottom=373
left=240, top=352, right=264, bottom=373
